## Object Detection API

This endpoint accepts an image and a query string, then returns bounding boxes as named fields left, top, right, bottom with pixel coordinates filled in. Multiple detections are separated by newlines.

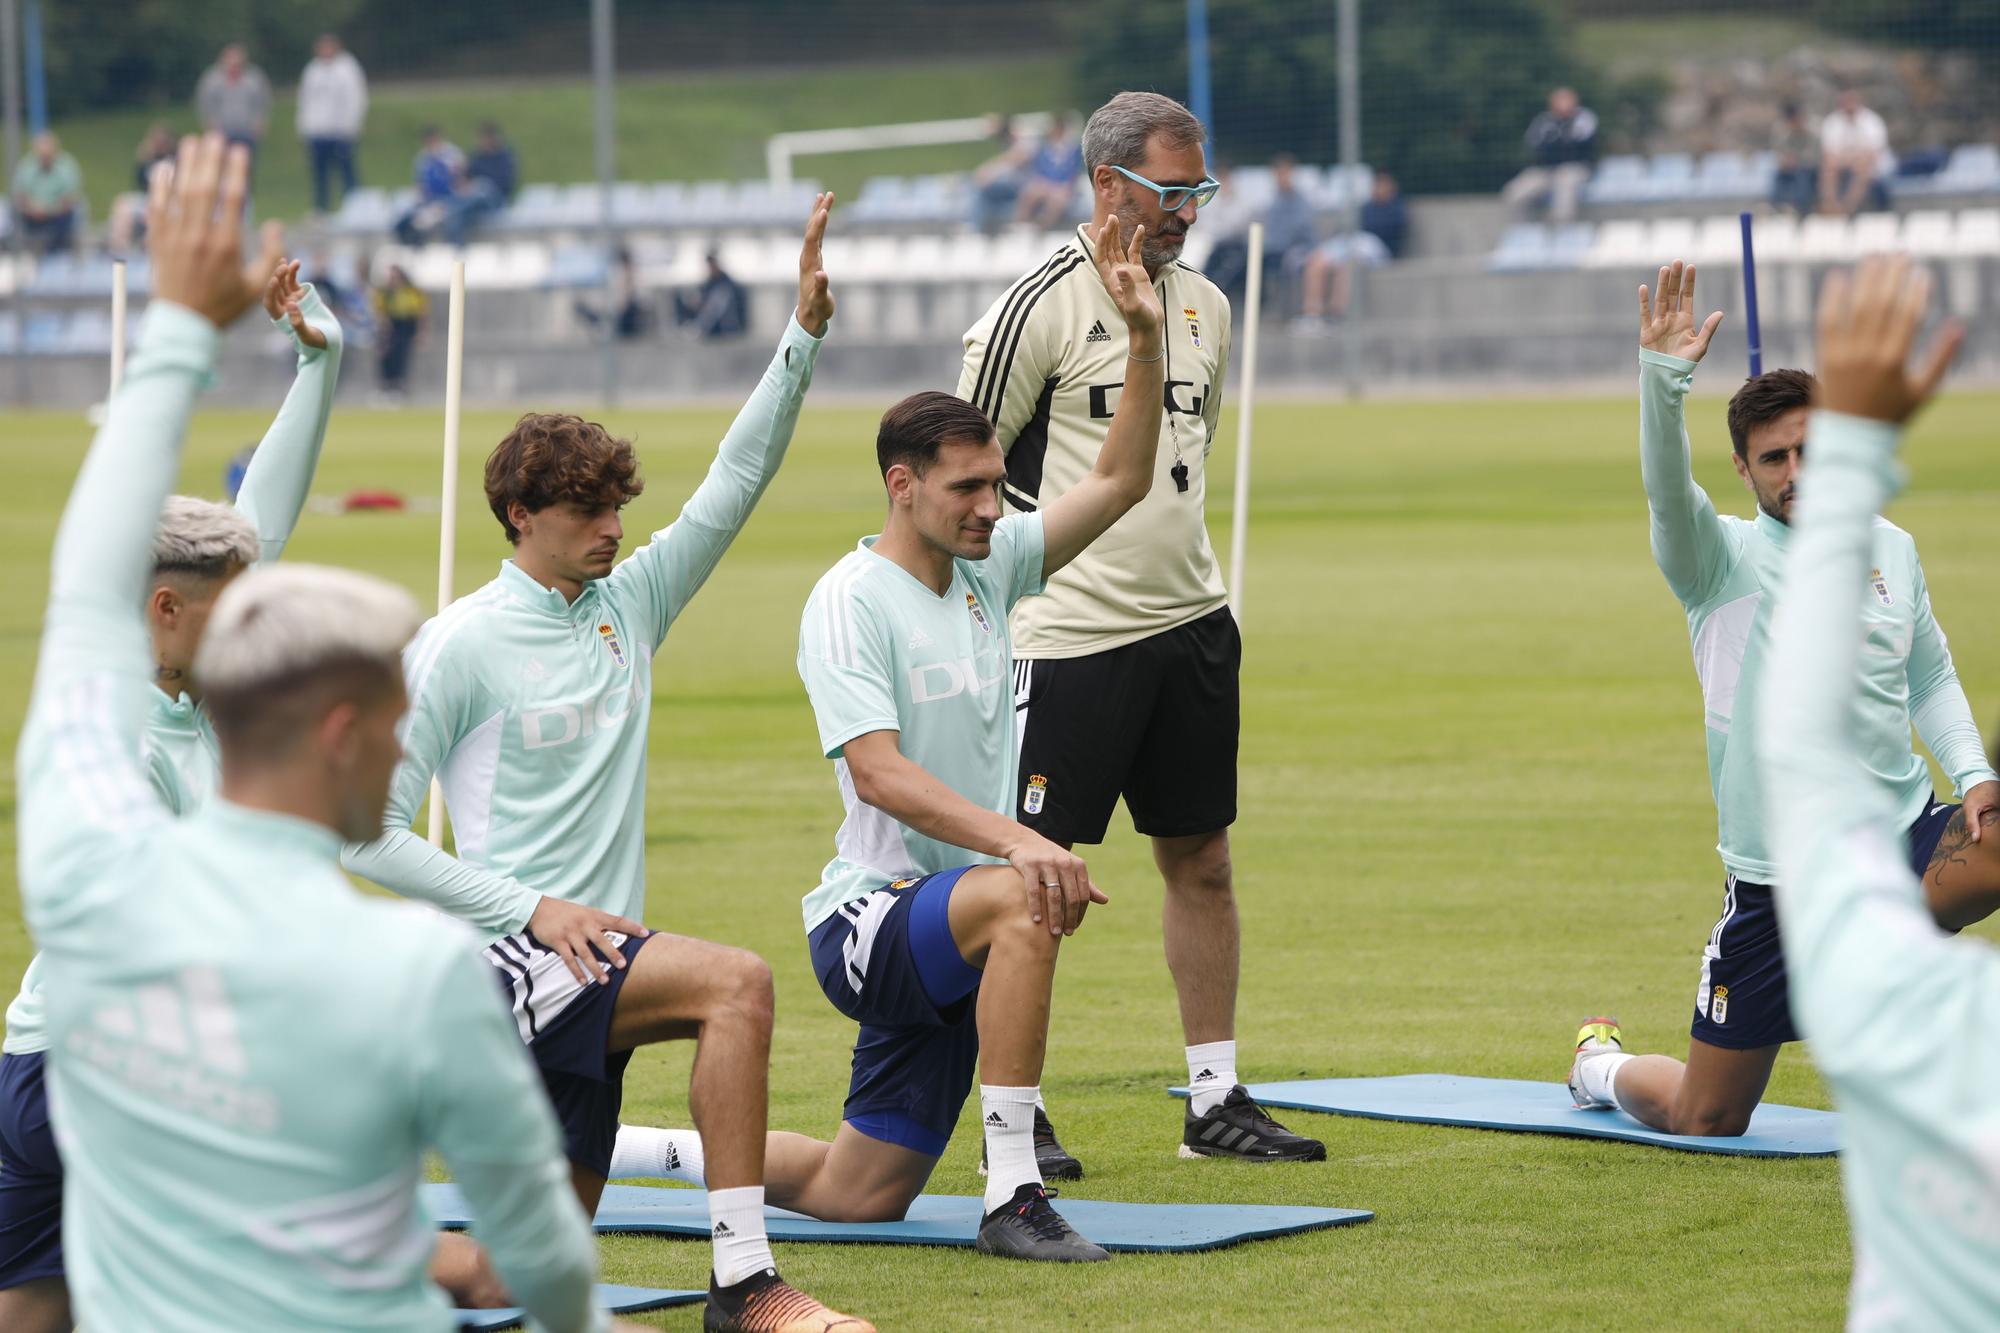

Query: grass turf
left=2, top=379, right=1997, bottom=1329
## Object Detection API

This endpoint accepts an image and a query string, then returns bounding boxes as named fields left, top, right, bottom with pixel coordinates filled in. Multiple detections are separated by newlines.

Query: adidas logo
left=908, top=626, right=934, bottom=651
left=663, top=1145, right=680, bottom=1171
left=1194, top=1068, right=1218, bottom=1081
left=1085, top=319, right=1112, bottom=343
left=985, top=1111, right=1008, bottom=1126
left=712, top=1221, right=733, bottom=1237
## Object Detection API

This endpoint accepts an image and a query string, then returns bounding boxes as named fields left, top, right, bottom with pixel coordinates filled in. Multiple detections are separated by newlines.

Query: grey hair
left=1081, top=92, right=1207, bottom=174
left=194, top=564, right=422, bottom=700
left=153, top=496, right=261, bottom=582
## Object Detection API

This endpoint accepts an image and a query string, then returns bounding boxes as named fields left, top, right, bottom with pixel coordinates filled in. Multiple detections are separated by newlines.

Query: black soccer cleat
left=1179, top=1085, right=1328, bottom=1162
left=974, top=1183, right=1111, bottom=1263
left=977, top=1105, right=1084, bottom=1181
left=703, top=1266, right=875, bottom=1333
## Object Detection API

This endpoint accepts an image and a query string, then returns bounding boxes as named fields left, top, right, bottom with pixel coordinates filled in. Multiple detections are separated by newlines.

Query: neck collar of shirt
left=859, top=534, right=960, bottom=600
left=149, top=687, right=203, bottom=726
left=499, top=558, right=598, bottom=620
left=1755, top=508, right=1791, bottom=548
left=201, top=798, right=345, bottom=863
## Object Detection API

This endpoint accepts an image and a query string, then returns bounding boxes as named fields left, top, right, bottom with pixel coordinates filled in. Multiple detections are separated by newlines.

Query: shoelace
left=1014, top=1189, right=1075, bottom=1242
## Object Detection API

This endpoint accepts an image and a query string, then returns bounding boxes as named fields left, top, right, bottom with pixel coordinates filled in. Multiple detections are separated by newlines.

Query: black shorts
left=0, top=1051, right=63, bottom=1289
left=485, top=928, right=650, bottom=1177
left=1013, top=606, right=1240, bottom=844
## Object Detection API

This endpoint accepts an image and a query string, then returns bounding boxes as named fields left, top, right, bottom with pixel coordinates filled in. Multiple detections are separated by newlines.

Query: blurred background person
left=371, top=263, right=426, bottom=400
left=672, top=250, right=747, bottom=339
left=1502, top=86, right=1597, bottom=223
left=298, top=33, right=368, bottom=215
left=1295, top=171, right=1407, bottom=328
left=1770, top=102, right=1819, bottom=216
left=1015, top=114, right=1083, bottom=228
left=1819, top=88, right=1892, bottom=216
left=195, top=44, right=272, bottom=176
left=10, top=132, right=82, bottom=257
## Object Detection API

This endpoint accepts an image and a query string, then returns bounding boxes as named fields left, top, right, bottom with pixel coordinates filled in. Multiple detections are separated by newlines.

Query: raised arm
left=608, top=195, right=834, bottom=648
left=1636, top=261, right=1733, bottom=605
left=18, top=136, right=281, bottom=934
left=235, top=260, right=343, bottom=565
left=1762, top=256, right=1973, bottom=1069
left=1904, top=555, right=2000, bottom=826
left=1037, top=215, right=1166, bottom=578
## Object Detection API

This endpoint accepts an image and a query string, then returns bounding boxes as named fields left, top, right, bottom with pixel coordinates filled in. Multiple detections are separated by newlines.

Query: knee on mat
left=1670, top=1105, right=1752, bottom=1138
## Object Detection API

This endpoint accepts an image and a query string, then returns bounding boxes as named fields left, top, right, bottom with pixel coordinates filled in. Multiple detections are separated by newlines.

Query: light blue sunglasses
left=1107, top=164, right=1222, bottom=211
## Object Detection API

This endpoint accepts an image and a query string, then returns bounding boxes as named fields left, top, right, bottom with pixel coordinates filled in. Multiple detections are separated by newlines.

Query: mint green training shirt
left=796, top=513, right=1046, bottom=931
left=1638, top=350, right=1993, bottom=882
left=1763, top=411, right=2000, bottom=1329
left=15, top=301, right=602, bottom=1332
left=5, top=283, right=342, bottom=1058
left=343, top=317, right=823, bottom=936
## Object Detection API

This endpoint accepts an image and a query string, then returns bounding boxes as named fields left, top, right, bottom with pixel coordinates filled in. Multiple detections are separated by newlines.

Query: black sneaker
left=974, top=1183, right=1111, bottom=1262
left=703, top=1266, right=875, bottom=1332
left=1179, top=1085, right=1327, bottom=1162
left=978, top=1105, right=1084, bottom=1181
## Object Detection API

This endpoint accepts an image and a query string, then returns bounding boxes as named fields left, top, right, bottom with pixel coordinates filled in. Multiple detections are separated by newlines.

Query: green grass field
left=3, top=381, right=1997, bottom=1329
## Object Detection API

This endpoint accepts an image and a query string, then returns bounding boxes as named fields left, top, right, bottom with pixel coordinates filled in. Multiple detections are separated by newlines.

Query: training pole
left=427, top=260, right=467, bottom=847
left=108, top=259, right=126, bottom=395
left=1227, top=221, right=1264, bottom=626
left=1740, top=211, right=1762, bottom=379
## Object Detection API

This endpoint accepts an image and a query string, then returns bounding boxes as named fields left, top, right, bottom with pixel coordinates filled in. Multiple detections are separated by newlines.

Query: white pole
left=426, top=259, right=467, bottom=847
left=1227, top=221, right=1264, bottom=625
left=108, top=260, right=127, bottom=395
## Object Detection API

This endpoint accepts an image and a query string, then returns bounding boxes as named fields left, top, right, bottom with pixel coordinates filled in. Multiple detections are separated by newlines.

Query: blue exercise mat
left=456, top=1283, right=701, bottom=1330
left=1169, top=1074, right=1839, bottom=1158
left=425, top=1183, right=1369, bottom=1252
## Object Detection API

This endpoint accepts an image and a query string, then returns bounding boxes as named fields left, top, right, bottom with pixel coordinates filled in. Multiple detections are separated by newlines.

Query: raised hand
left=261, top=258, right=328, bottom=350
left=147, top=133, right=284, bottom=329
left=1092, top=213, right=1164, bottom=350
left=1814, top=255, right=1963, bottom=425
left=1638, top=260, right=1723, bottom=362
left=795, top=191, right=835, bottom=337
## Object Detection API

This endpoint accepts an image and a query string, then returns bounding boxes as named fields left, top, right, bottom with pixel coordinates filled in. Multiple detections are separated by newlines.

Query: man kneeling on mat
left=611, top=218, right=1165, bottom=1261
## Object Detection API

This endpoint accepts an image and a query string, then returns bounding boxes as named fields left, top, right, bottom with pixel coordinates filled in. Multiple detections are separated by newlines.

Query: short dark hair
left=1726, top=368, right=1816, bottom=457
left=876, top=392, right=995, bottom=477
left=484, top=413, right=644, bottom=543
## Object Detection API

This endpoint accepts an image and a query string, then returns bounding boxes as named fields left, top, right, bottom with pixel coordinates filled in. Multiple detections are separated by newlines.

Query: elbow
left=847, top=761, right=888, bottom=809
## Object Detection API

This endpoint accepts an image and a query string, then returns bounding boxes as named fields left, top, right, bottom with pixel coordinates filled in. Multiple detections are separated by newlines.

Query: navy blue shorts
left=485, top=928, right=649, bottom=1177
left=1692, top=801, right=1961, bottom=1050
left=807, top=867, right=984, bottom=1157
left=0, top=1051, right=64, bottom=1289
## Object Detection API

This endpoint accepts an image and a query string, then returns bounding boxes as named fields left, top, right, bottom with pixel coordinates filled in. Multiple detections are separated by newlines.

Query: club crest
left=598, top=622, right=628, bottom=668
left=1024, top=773, right=1048, bottom=815
left=1869, top=568, right=1894, bottom=607
left=1184, top=306, right=1201, bottom=348
left=966, top=593, right=992, bottom=635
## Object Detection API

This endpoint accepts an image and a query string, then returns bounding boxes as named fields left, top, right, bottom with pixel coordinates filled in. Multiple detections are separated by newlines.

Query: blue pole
left=1739, top=210, right=1763, bottom=378
left=22, top=0, right=42, bottom=135
left=1187, top=0, right=1213, bottom=137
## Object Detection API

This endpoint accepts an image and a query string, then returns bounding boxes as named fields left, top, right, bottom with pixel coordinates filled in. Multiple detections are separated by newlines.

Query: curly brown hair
left=1726, top=369, right=1817, bottom=458
left=484, top=413, right=645, bottom=543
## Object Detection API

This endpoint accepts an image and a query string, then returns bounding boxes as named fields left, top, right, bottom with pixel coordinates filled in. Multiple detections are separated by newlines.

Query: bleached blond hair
left=195, top=565, right=422, bottom=754
left=152, top=496, right=261, bottom=582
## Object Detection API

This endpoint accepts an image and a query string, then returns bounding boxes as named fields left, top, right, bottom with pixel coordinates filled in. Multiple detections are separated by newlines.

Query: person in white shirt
left=1818, top=89, right=1891, bottom=218
left=297, top=33, right=368, bottom=214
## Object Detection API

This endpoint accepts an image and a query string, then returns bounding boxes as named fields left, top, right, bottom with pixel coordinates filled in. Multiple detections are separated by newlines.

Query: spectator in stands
left=371, top=263, right=426, bottom=399
left=1015, top=115, right=1084, bottom=229
left=10, top=131, right=82, bottom=256
left=673, top=251, right=749, bottom=340
left=298, top=33, right=369, bottom=215
left=108, top=123, right=177, bottom=254
left=578, top=247, right=654, bottom=341
left=195, top=44, right=272, bottom=173
left=393, top=126, right=466, bottom=245
left=971, top=113, right=1032, bottom=234
left=1502, top=86, right=1598, bottom=223
left=1295, top=172, right=1407, bottom=327
left=1194, top=164, right=1256, bottom=307
left=441, top=121, right=517, bottom=246
left=1263, top=154, right=1320, bottom=312
left=1770, top=102, right=1819, bottom=216
left=1819, top=89, right=1892, bottom=217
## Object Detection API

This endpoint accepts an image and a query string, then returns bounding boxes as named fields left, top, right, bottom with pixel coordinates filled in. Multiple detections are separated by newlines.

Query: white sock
left=980, top=1084, right=1041, bottom=1214
left=1578, top=1050, right=1634, bottom=1109
left=1186, top=1040, right=1238, bottom=1117
left=607, top=1124, right=706, bottom=1184
left=707, top=1185, right=776, bottom=1287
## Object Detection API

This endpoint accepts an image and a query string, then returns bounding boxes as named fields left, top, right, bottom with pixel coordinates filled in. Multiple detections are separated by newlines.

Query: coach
left=956, top=91, right=1323, bottom=1171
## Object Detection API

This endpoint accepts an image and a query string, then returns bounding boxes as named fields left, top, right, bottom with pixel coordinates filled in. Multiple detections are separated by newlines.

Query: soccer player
left=1568, top=259, right=2000, bottom=1136
left=0, top=253, right=349, bottom=1330
left=1760, top=256, right=1998, bottom=1324
left=342, top=196, right=871, bottom=1332
left=13, top=132, right=607, bottom=1333
left=954, top=90, right=1323, bottom=1171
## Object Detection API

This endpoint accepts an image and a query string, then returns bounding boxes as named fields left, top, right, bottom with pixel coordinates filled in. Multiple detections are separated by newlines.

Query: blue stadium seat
left=1487, top=223, right=1551, bottom=272
left=1583, top=155, right=1647, bottom=205
left=330, top=187, right=394, bottom=234
left=544, top=246, right=609, bottom=288
left=1546, top=222, right=1596, bottom=268
left=1938, top=143, right=2000, bottom=193
left=1645, top=153, right=1696, bottom=202
left=1694, top=150, right=1762, bottom=199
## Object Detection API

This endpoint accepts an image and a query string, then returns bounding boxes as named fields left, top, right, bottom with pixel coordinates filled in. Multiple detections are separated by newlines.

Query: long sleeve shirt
left=297, top=52, right=368, bottom=141
left=1637, top=350, right=1993, bottom=882
left=6, top=283, right=343, bottom=1057
left=1762, top=411, right=2000, bottom=1330
left=342, top=317, right=823, bottom=937
left=14, top=301, right=602, bottom=1332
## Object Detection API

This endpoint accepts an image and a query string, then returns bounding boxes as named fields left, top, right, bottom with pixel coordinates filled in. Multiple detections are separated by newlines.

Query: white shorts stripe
left=482, top=930, right=631, bottom=1045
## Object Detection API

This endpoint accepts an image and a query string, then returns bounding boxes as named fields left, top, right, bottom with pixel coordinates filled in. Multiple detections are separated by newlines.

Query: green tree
left=1814, top=0, right=2000, bottom=59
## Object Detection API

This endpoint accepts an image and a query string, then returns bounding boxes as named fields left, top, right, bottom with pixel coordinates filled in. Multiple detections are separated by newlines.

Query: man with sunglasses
left=956, top=91, right=1324, bottom=1174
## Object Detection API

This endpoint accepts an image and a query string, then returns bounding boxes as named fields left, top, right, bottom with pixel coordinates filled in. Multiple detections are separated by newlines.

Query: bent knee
left=1668, top=1105, right=1753, bottom=1138
left=712, top=948, right=774, bottom=1023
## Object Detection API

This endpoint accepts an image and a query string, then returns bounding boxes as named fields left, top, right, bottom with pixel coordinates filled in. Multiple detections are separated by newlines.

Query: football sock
left=1186, top=1040, right=1238, bottom=1117
left=707, top=1185, right=776, bottom=1288
left=608, top=1124, right=706, bottom=1185
left=981, top=1084, right=1041, bottom=1214
left=1578, top=1050, right=1635, bottom=1109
